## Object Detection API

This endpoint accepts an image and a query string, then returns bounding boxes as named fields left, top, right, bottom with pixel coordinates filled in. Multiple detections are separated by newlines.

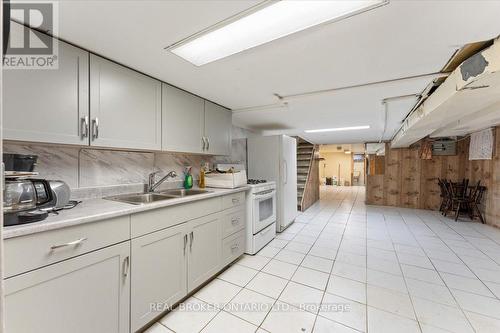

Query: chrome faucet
left=147, top=170, right=177, bottom=192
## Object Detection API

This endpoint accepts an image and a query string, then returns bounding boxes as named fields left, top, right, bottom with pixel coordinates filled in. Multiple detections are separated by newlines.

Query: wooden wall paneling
left=401, top=147, right=421, bottom=208
left=384, top=143, right=402, bottom=206
left=302, top=158, right=320, bottom=212
left=420, top=157, right=443, bottom=210
left=487, top=127, right=500, bottom=226
left=366, top=175, right=385, bottom=205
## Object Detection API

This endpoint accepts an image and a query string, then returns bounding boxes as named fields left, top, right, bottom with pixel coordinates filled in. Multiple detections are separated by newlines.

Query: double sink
left=106, top=189, right=211, bottom=205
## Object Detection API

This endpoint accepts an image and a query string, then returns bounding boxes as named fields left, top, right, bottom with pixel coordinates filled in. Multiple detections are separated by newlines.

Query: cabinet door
left=130, top=223, right=187, bottom=332
left=162, top=84, right=205, bottom=153
left=2, top=23, right=89, bottom=145
left=90, top=55, right=161, bottom=150
left=4, top=242, right=130, bottom=333
left=204, top=101, right=232, bottom=155
left=187, top=214, right=222, bottom=292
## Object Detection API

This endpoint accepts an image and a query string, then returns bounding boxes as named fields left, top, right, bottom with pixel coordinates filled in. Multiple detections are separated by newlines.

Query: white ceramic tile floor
left=153, top=186, right=500, bottom=333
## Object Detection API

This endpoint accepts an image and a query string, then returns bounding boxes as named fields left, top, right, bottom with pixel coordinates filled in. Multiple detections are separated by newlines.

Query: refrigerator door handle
left=283, top=160, right=288, bottom=184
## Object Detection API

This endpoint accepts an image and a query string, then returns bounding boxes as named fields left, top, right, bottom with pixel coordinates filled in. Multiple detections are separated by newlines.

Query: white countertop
left=3, top=186, right=250, bottom=239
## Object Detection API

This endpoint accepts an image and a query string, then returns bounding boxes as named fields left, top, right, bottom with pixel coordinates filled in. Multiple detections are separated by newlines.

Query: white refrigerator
left=248, top=135, right=298, bottom=232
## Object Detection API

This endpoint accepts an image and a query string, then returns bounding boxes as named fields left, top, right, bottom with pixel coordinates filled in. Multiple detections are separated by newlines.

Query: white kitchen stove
left=245, top=180, right=277, bottom=255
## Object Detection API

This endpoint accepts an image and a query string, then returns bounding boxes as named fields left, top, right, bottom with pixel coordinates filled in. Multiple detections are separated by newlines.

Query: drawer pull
left=50, top=237, right=87, bottom=251
left=232, top=198, right=240, bottom=204
left=231, top=218, right=240, bottom=225
left=230, top=244, right=239, bottom=252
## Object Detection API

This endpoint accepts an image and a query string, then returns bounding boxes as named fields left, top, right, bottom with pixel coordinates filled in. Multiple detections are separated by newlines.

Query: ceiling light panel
left=305, top=125, right=370, bottom=133
left=170, top=0, right=387, bottom=66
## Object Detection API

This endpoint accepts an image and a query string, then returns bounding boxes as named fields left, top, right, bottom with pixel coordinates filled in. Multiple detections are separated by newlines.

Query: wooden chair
left=438, top=178, right=448, bottom=213
left=443, top=179, right=469, bottom=221
left=468, top=181, right=486, bottom=224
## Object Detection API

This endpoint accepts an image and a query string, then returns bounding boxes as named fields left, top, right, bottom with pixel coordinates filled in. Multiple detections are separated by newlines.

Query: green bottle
left=184, top=166, right=193, bottom=189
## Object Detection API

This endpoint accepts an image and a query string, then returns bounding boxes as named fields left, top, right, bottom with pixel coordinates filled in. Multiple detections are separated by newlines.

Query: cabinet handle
left=207, top=137, right=210, bottom=151
left=183, top=234, right=188, bottom=255
left=80, top=116, right=89, bottom=138
left=92, top=117, right=99, bottom=139
left=230, top=244, right=239, bottom=252
left=231, top=217, right=240, bottom=225
left=202, top=137, right=206, bottom=151
left=232, top=198, right=240, bottom=204
left=50, top=237, right=87, bottom=251
left=122, top=256, right=130, bottom=278
left=189, top=231, right=194, bottom=251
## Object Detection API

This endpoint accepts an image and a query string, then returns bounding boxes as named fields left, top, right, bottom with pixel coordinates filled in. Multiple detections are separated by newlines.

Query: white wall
left=320, top=152, right=352, bottom=185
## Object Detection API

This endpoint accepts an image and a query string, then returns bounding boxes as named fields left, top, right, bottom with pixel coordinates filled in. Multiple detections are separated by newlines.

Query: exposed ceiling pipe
left=276, top=72, right=443, bottom=101
left=379, top=93, right=420, bottom=143
left=233, top=72, right=445, bottom=112
left=232, top=101, right=288, bottom=113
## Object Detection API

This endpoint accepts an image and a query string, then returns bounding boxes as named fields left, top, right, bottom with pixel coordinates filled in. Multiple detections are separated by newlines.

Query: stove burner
left=247, top=179, right=267, bottom=184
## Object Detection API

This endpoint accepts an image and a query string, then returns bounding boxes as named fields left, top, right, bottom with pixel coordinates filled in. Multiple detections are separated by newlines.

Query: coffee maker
left=3, top=153, right=71, bottom=226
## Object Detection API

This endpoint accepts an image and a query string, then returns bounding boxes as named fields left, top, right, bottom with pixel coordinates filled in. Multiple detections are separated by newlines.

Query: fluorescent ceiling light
left=305, top=125, right=370, bottom=133
left=169, top=0, right=386, bottom=66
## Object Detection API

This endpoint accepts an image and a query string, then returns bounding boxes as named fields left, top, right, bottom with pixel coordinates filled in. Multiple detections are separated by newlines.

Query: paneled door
left=162, top=84, right=205, bottom=153
left=187, top=214, right=222, bottom=292
left=4, top=242, right=130, bottom=333
left=90, top=55, right=161, bottom=150
left=2, top=22, right=89, bottom=145
left=130, top=223, right=188, bottom=332
left=204, top=101, right=232, bottom=156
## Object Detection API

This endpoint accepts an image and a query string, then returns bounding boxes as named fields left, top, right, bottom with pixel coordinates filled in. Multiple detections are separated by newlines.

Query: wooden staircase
left=296, top=138, right=320, bottom=211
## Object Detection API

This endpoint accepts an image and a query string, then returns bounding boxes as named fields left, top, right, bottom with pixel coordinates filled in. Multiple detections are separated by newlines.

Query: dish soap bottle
left=198, top=163, right=206, bottom=189
left=183, top=166, right=193, bottom=189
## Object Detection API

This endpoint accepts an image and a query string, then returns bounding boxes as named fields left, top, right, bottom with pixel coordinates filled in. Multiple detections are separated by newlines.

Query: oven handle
left=253, top=190, right=275, bottom=199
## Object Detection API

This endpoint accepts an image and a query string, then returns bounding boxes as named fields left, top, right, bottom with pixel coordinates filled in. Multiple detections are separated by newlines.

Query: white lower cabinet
left=187, top=214, right=222, bottom=292
left=4, top=241, right=130, bottom=333
left=130, top=223, right=188, bottom=332
left=4, top=192, right=247, bottom=333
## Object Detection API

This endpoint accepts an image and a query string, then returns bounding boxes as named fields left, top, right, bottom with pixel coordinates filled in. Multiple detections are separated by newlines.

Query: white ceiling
left=51, top=0, right=500, bottom=144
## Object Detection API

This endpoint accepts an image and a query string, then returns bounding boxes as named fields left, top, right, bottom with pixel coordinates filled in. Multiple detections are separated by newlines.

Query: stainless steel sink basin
left=105, top=193, right=178, bottom=205
left=159, top=189, right=211, bottom=197
left=105, top=189, right=211, bottom=205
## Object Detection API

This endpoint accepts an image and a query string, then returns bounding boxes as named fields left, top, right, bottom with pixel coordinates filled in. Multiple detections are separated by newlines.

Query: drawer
left=222, top=230, right=245, bottom=267
left=131, top=197, right=222, bottom=237
left=4, top=215, right=130, bottom=278
left=248, top=223, right=275, bottom=255
left=222, top=191, right=245, bottom=210
left=222, top=207, right=246, bottom=238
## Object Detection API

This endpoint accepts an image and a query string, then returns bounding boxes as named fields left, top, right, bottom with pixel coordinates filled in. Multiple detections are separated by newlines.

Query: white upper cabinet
left=162, top=84, right=205, bottom=153
left=90, top=55, right=162, bottom=150
left=204, top=101, right=232, bottom=155
left=2, top=25, right=89, bottom=145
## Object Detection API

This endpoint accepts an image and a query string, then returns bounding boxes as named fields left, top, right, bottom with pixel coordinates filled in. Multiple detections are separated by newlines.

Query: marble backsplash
left=4, top=126, right=255, bottom=199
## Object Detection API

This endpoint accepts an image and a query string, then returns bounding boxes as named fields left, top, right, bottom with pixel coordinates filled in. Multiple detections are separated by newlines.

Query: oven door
left=252, top=189, right=276, bottom=234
